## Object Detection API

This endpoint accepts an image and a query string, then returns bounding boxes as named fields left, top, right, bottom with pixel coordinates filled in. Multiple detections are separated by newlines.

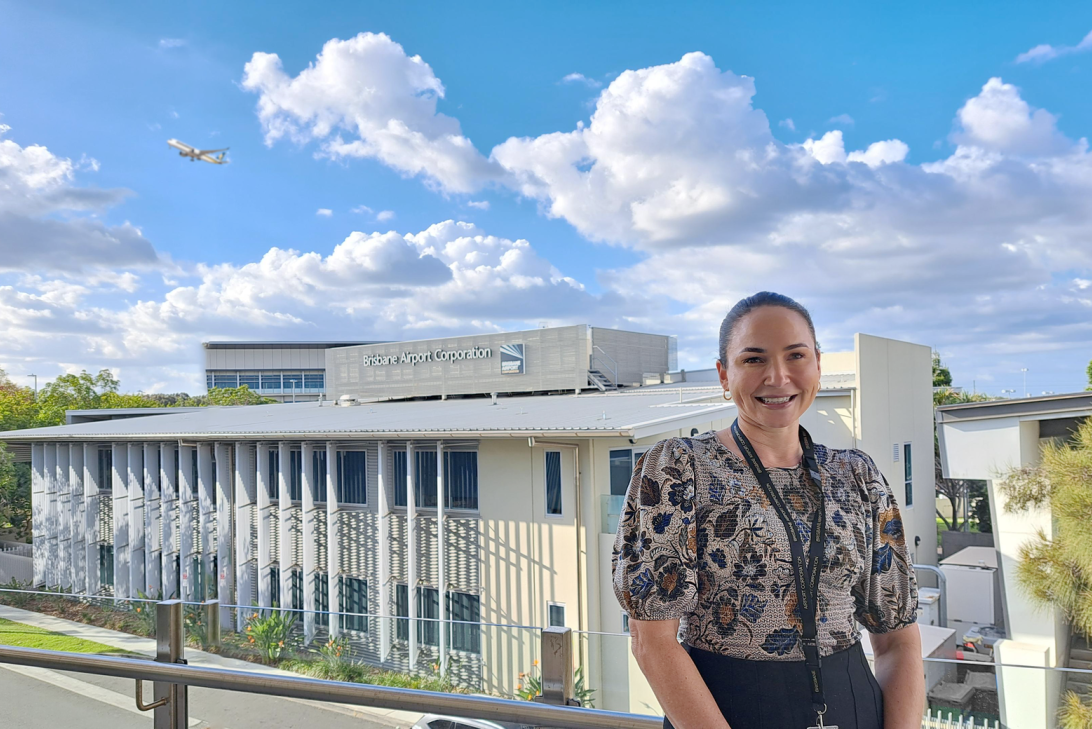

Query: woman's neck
left=722, top=417, right=803, bottom=468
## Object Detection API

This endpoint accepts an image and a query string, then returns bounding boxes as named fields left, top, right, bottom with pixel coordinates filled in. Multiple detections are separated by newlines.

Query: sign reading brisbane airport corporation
left=359, top=343, right=525, bottom=375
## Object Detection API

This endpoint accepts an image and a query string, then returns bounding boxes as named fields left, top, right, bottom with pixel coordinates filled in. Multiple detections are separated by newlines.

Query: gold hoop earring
left=722, top=389, right=733, bottom=401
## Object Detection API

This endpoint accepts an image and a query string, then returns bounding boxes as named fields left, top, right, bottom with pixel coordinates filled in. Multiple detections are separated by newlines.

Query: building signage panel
left=500, top=344, right=525, bottom=375
left=361, top=346, right=493, bottom=368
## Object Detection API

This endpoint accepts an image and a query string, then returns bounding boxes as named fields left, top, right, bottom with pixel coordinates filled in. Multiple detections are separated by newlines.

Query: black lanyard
left=730, top=420, right=828, bottom=720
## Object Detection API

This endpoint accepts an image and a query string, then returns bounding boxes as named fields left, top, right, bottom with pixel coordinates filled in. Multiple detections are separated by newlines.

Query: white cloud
left=241, top=32, right=503, bottom=193
left=350, top=204, right=373, bottom=214
left=158, top=38, right=186, bottom=49
left=828, top=113, right=855, bottom=127
left=950, top=77, right=1071, bottom=155
left=1015, top=29, right=1092, bottom=64
left=560, top=73, right=602, bottom=88
left=376, top=210, right=395, bottom=222
left=0, top=221, right=613, bottom=391
left=779, top=118, right=796, bottom=132
left=316, top=208, right=333, bottom=217
left=0, top=121, right=158, bottom=272
left=846, top=138, right=909, bottom=167
left=466, top=200, right=490, bottom=210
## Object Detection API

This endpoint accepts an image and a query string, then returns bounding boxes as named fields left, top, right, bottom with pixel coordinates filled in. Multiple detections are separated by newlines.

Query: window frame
left=545, top=450, right=563, bottom=517
left=903, top=441, right=913, bottom=507
left=340, top=576, right=369, bottom=632
left=608, top=447, right=648, bottom=497
left=336, top=450, right=368, bottom=506
left=547, top=601, right=566, bottom=628
left=391, top=446, right=479, bottom=513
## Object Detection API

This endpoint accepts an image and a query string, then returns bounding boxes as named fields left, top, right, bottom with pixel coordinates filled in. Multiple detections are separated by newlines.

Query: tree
left=932, top=351, right=952, bottom=388
left=0, top=442, right=31, bottom=541
left=1086, top=357, right=1091, bottom=392
left=1000, top=417, right=1092, bottom=723
left=34, top=369, right=124, bottom=426
left=0, top=369, right=37, bottom=432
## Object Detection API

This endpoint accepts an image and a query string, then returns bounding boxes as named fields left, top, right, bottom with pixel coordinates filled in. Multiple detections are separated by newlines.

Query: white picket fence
left=921, top=710, right=1000, bottom=729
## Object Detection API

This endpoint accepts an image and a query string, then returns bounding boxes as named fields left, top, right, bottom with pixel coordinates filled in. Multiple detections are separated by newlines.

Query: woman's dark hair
left=717, top=292, right=818, bottom=364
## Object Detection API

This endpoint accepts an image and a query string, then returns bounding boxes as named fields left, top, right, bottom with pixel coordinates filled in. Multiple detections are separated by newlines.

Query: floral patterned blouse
left=612, top=431, right=918, bottom=661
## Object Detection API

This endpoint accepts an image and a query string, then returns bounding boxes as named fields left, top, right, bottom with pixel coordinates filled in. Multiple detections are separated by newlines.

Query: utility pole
left=27, top=374, right=37, bottom=399
left=1020, top=368, right=1028, bottom=398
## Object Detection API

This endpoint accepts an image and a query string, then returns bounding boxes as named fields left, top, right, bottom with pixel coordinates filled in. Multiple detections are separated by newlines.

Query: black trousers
left=664, top=642, right=884, bottom=729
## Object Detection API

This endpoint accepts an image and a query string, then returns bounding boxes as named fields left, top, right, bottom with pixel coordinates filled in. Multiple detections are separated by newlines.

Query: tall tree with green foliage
left=1086, top=357, right=1091, bottom=391
left=932, top=351, right=953, bottom=388
left=1000, top=417, right=1092, bottom=727
left=0, top=442, right=31, bottom=540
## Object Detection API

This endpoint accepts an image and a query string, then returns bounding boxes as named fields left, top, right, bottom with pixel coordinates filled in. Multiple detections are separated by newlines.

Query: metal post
left=203, top=599, right=221, bottom=648
left=913, top=563, right=948, bottom=628
left=154, top=600, right=187, bottom=729
left=537, top=626, right=577, bottom=706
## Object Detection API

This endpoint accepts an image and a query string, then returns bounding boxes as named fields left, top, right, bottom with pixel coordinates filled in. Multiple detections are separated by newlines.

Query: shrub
left=244, top=608, right=298, bottom=664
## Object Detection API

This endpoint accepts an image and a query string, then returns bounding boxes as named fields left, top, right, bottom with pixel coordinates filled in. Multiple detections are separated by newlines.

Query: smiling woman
left=613, top=292, right=925, bottom=729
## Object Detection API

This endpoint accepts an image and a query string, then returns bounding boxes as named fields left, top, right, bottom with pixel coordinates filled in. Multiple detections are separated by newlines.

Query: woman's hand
left=630, top=618, right=731, bottom=729
left=871, top=623, right=925, bottom=729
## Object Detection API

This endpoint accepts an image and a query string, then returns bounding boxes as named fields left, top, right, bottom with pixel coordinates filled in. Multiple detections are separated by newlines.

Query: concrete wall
left=205, top=346, right=331, bottom=371
left=330, top=326, right=591, bottom=401
left=854, top=333, right=937, bottom=567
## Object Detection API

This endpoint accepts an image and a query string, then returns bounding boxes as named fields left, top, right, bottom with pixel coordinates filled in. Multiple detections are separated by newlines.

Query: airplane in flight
left=167, top=139, right=229, bottom=164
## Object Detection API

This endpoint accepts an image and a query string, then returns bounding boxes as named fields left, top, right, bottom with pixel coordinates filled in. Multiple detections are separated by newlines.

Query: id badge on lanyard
left=730, top=420, right=833, bottom=729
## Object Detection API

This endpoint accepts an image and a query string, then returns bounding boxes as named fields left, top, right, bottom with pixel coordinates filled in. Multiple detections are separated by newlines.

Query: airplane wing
left=196, top=147, right=229, bottom=155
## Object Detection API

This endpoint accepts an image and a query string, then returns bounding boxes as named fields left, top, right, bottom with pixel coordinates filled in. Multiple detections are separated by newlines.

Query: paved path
left=0, top=604, right=424, bottom=728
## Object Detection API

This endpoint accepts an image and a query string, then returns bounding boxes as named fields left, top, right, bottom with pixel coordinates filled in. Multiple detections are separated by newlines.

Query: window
left=443, top=451, right=478, bottom=510
left=903, top=443, right=913, bottom=507
left=260, top=373, right=282, bottom=392
left=392, top=449, right=477, bottom=510
left=289, top=451, right=302, bottom=501
left=395, top=583, right=409, bottom=640
left=395, top=584, right=439, bottom=645
left=340, top=577, right=368, bottom=632
left=238, top=373, right=260, bottom=390
left=609, top=449, right=634, bottom=496
left=283, top=373, right=304, bottom=393
left=304, top=372, right=324, bottom=390
left=210, top=450, right=218, bottom=506
left=270, top=566, right=280, bottom=608
left=267, top=450, right=279, bottom=499
left=419, top=587, right=440, bottom=646
left=206, top=373, right=214, bottom=390
left=312, top=450, right=328, bottom=502
left=289, top=569, right=303, bottom=612
left=393, top=586, right=480, bottom=654
left=212, top=372, right=238, bottom=389
left=415, top=450, right=439, bottom=508
left=548, top=602, right=565, bottom=628
left=190, top=450, right=199, bottom=497
left=545, top=451, right=562, bottom=516
left=622, top=613, right=630, bottom=634
left=447, top=591, right=480, bottom=653
left=97, top=448, right=112, bottom=493
left=393, top=450, right=409, bottom=507
left=99, top=544, right=114, bottom=587
left=315, top=572, right=329, bottom=627
left=337, top=451, right=367, bottom=505
left=427, top=721, right=455, bottom=729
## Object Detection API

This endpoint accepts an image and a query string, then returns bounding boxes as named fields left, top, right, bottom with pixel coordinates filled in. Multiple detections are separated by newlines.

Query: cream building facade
left=2, top=332, right=935, bottom=712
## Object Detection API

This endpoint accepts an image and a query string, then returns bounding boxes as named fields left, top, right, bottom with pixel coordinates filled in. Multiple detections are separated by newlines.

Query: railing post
left=536, top=626, right=578, bottom=706
left=203, top=599, right=221, bottom=648
left=155, top=599, right=187, bottom=729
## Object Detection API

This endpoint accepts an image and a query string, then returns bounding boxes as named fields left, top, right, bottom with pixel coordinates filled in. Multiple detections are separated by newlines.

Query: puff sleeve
left=612, top=438, right=700, bottom=621
left=850, top=452, right=920, bottom=633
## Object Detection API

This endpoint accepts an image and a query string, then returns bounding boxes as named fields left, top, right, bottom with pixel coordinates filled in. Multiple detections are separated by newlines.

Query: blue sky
left=1, top=0, right=1091, bottom=395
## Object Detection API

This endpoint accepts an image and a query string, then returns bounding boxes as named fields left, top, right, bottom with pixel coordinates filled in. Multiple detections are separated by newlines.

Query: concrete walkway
left=0, top=604, right=425, bottom=727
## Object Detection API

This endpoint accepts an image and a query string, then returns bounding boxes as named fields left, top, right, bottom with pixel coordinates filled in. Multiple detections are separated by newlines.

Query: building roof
left=203, top=341, right=382, bottom=350
left=936, top=391, right=1092, bottom=423
left=0, top=390, right=736, bottom=444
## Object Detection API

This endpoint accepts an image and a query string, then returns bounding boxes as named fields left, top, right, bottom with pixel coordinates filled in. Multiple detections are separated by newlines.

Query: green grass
left=0, top=618, right=133, bottom=655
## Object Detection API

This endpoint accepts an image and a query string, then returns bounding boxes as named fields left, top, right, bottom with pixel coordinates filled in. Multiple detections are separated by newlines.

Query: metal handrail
left=912, top=563, right=948, bottom=629
left=591, top=346, right=618, bottom=387
left=0, top=644, right=662, bottom=729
